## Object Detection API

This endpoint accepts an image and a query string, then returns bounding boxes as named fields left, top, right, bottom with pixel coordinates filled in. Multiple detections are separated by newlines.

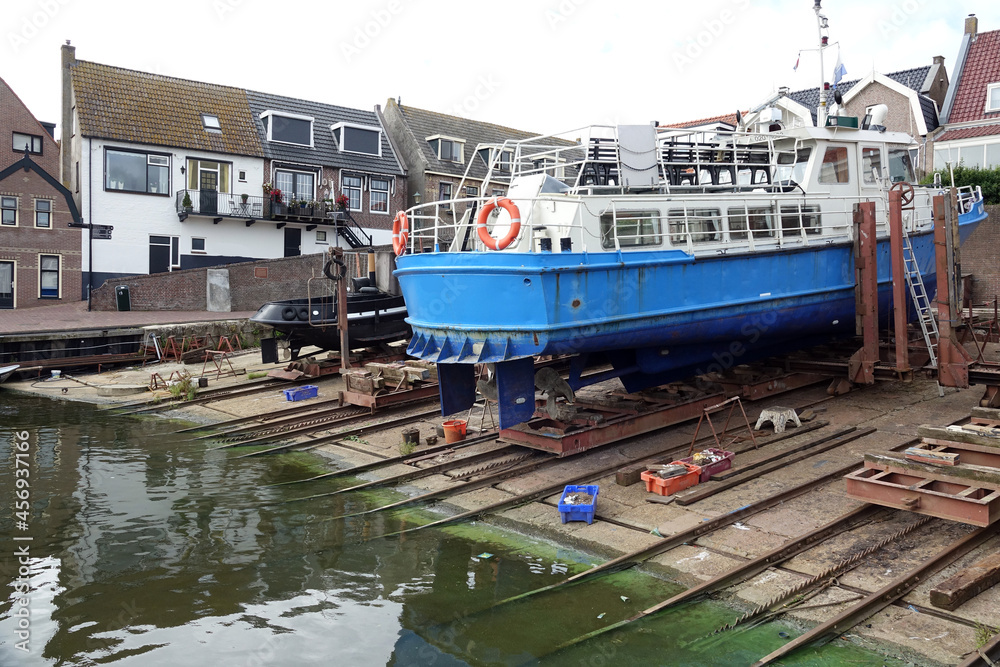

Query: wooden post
left=848, top=201, right=877, bottom=385
left=888, top=189, right=910, bottom=374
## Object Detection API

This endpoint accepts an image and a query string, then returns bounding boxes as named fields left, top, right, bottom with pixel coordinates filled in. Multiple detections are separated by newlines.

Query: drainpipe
left=87, top=137, right=92, bottom=312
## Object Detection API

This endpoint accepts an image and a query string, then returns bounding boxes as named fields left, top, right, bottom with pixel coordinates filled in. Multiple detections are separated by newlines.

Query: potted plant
left=240, top=193, right=249, bottom=203
left=335, top=194, right=350, bottom=210
left=182, top=191, right=193, bottom=212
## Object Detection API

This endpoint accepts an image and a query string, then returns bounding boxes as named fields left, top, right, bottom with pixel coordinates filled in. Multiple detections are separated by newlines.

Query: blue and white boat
left=392, top=9, right=987, bottom=428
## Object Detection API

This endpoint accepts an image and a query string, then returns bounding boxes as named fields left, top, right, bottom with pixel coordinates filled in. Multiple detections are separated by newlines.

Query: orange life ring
left=476, top=197, right=521, bottom=250
left=392, top=210, right=409, bottom=256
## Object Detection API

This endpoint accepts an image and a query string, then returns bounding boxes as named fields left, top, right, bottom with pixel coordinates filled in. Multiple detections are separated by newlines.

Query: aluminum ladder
left=900, top=227, right=939, bottom=368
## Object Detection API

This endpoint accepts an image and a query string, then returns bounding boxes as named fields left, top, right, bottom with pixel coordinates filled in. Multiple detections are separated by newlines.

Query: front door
left=200, top=170, right=218, bottom=215
left=149, top=236, right=171, bottom=274
left=284, top=227, right=301, bottom=257
left=0, top=261, right=13, bottom=309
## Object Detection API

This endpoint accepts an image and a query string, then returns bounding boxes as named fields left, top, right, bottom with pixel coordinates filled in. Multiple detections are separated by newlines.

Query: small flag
left=793, top=53, right=800, bottom=72
left=833, top=52, right=847, bottom=88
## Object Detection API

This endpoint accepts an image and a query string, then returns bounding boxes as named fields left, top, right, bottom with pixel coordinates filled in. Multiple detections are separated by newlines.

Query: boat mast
left=814, top=0, right=829, bottom=126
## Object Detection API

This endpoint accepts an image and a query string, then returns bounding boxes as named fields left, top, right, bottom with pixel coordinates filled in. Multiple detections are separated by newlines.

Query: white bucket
left=51, top=370, right=62, bottom=379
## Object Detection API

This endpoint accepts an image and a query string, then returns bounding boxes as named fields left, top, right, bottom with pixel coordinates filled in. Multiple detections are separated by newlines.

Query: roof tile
left=948, top=29, right=1000, bottom=124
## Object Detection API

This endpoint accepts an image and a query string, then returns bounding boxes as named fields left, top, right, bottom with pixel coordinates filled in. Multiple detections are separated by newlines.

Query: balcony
left=175, top=189, right=371, bottom=247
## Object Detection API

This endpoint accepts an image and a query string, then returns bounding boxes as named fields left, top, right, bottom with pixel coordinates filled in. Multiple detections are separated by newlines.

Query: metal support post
left=934, top=192, right=971, bottom=388
left=335, top=247, right=351, bottom=370
left=848, top=201, right=877, bottom=385
left=888, top=190, right=910, bottom=374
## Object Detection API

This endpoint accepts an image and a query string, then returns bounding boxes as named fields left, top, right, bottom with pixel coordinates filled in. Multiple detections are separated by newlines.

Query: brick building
left=0, top=76, right=81, bottom=310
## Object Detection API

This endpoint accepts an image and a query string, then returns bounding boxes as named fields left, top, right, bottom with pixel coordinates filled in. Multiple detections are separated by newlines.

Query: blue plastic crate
left=283, top=385, right=318, bottom=402
left=558, top=484, right=599, bottom=524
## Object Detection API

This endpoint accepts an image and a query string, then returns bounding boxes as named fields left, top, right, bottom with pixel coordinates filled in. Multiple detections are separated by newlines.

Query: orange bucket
left=442, top=419, right=467, bottom=444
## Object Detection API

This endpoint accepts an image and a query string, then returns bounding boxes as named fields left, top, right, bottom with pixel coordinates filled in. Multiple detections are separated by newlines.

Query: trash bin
left=115, top=285, right=131, bottom=311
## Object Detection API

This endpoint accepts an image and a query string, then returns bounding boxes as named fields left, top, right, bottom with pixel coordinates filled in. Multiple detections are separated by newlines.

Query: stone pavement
left=0, top=300, right=256, bottom=335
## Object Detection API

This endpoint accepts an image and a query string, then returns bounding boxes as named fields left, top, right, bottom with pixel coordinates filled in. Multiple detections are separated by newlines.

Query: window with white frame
left=12, top=132, right=42, bottom=154
left=191, top=237, right=206, bottom=253
left=316, top=230, right=327, bottom=243
left=39, top=255, right=59, bottom=298
left=370, top=177, right=389, bottom=213
left=332, top=123, right=381, bottom=156
left=260, top=111, right=313, bottom=146
left=987, top=143, right=1000, bottom=169
left=274, top=169, right=316, bottom=202
left=34, top=200, right=51, bottom=228
left=428, top=135, right=464, bottom=162
left=342, top=175, right=362, bottom=211
left=1, top=197, right=16, bottom=225
left=987, top=83, right=1000, bottom=112
left=465, top=185, right=479, bottom=198
left=105, top=149, right=169, bottom=194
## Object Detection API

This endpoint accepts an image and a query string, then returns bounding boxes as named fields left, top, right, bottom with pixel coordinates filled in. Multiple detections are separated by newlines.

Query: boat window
left=861, top=147, right=882, bottom=185
left=668, top=208, right=721, bottom=244
left=775, top=147, right=811, bottom=184
left=888, top=148, right=915, bottom=183
left=600, top=210, right=661, bottom=248
left=819, top=146, right=850, bottom=183
left=728, top=207, right=775, bottom=240
left=780, top=205, right=822, bottom=235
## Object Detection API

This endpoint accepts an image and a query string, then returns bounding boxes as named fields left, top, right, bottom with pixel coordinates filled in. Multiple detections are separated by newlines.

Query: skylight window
left=201, top=114, right=221, bottom=133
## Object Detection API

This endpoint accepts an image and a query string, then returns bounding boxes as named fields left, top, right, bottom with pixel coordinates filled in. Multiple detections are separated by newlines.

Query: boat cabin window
left=668, top=208, right=721, bottom=244
left=775, top=147, right=811, bottom=184
left=600, top=210, right=662, bottom=248
left=861, top=147, right=883, bottom=185
left=888, top=148, right=915, bottom=183
left=780, top=205, right=822, bottom=235
left=819, top=146, right=850, bottom=183
left=728, top=206, right=775, bottom=240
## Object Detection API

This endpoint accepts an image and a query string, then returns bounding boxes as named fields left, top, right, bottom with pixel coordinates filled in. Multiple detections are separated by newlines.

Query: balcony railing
left=175, top=189, right=372, bottom=247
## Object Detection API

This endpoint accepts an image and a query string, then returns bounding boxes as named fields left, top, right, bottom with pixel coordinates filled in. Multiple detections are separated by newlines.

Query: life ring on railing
left=476, top=197, right=521, bottom=250
left=392, top=210, right=409, bottom=256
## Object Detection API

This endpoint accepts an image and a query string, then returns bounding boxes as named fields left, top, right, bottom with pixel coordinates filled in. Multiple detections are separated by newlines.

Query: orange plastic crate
left=640, top=463, right=701, bottom=496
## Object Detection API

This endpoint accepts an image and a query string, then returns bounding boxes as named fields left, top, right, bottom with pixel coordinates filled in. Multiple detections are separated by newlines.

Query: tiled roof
left=245, top=91, right=402, bottom=175
left=920, top=95, right=940, bottom=133
left=71, top=61, right=263, bottom=157
left=395, top=104, right=567, bottom=180
left=934, top=124, right=1000, bottom=142
left=664, top=111, right=743, bottom=129
left=788, top=66, right=933, bottom=126
left=947, top=29, right=1000, bottom=124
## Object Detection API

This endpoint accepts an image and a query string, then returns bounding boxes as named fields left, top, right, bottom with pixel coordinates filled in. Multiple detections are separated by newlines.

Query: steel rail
left=752, top=521, right=1000, bottom=666
left=233, top=406, right=444, bottom=457
left=176, top=397, right=346, bottom=434
left=264, top=432, right=500, bottom=488
left=110, top=378, right=297, bottom=414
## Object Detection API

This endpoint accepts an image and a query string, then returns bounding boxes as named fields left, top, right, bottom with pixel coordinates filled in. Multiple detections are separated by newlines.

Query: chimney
left=60, top=40, right=76, bottom=190
left=965, top=14, right=978, bottom=38
left=933, top=55, right=944, bottom=65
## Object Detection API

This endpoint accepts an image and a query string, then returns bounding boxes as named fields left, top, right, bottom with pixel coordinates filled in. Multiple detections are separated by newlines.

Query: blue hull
left=396, top=205, right=986, bottom=427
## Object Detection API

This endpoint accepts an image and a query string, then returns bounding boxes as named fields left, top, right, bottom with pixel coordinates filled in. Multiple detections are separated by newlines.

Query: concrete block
left=206, top=268, right=231, bottom=312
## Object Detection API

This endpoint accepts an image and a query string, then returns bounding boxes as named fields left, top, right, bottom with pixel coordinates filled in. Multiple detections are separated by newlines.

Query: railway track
left=111, top=378, right=304, bottom=414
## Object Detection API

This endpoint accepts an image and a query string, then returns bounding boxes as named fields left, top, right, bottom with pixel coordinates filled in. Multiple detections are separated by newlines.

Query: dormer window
left=988, top=83, right=1000, bottom=112
left=201, top=114, right=221, bottom=133
left=260, top=110, right=314, bottom=147
left=331, top=122, right=381, bottom=156
left=427, top=135, right=464, bottom=162
left=477, top=147, right=513, bottom=171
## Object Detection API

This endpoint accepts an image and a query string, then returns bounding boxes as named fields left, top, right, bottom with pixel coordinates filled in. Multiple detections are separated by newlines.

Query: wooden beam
left=918, top=425, right=1000, bottom=449
left=930, top=551, right=1000, bottom=611
left=865, top=452, right=1000, bottom=489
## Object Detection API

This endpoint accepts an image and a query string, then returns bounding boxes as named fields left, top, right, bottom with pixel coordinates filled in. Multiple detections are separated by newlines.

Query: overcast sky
left=6, top=0, right=1000, bottom=137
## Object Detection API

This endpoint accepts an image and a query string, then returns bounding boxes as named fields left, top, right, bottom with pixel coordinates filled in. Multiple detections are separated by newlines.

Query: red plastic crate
left=676, top=449, right=734, bottom=483
left=640, top=463, right=701, bottom=496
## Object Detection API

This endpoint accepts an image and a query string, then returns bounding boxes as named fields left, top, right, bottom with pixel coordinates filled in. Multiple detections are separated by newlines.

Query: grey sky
left=5, top=0, right=999, bottom=136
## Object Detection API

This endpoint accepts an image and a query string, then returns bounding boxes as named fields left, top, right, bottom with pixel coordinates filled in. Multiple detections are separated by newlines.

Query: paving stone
left=648, top=545, right=745, bottom=587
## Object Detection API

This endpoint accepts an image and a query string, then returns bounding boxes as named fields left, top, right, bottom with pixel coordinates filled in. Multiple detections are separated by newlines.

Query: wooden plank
left=971, top=406, right=1000, bottom=423
left=864, top=452, right=1000, bottom=490
left=710, top=420, right=832, bottom=481
left=918, top=425, right=1000, bottom=449
left=617, top=459, right=666, bottom=487
left=905, top=447, right=960, bottom=466
left=930, top=551, right=1000, bottom=611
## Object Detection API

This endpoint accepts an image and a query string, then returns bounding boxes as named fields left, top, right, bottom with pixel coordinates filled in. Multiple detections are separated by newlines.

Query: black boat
left=251, top=253, right=410, bottom=360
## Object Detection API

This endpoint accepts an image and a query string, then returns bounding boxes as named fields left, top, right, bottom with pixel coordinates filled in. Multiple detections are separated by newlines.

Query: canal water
left=1, top=393, right=901, bottom=666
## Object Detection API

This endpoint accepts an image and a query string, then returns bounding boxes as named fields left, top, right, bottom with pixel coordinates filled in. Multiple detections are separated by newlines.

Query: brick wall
left=1, top=78, right=82, bottom=309
left=961, top=204, right=1000, bottom=306
left=91, top=249, right=389, bottom=311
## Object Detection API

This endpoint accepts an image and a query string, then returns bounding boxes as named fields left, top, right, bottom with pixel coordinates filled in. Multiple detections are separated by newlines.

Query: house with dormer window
left=60, top=43, right=405, bottom=297
left=932, top=15, right=1000, bottom=171
left=381, top=99, right=569, bottom=229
